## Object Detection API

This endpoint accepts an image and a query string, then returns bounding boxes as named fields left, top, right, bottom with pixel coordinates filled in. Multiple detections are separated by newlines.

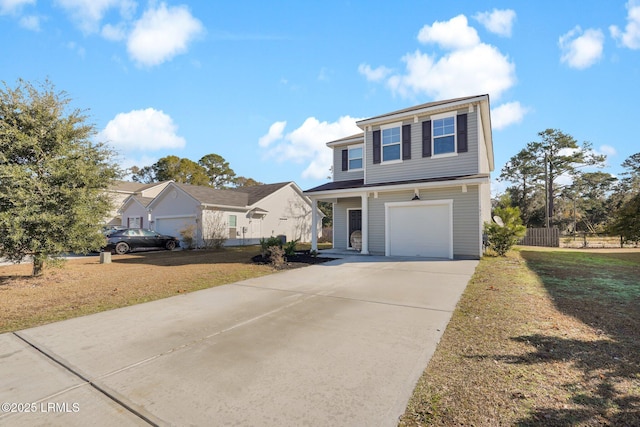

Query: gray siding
left=366, top=186, right=481, bottom=258
left=333, top=197, right=361, bottom=249
left=365, top=108, right=478, bottom=185
left=333, top=146, right=364, bottom=182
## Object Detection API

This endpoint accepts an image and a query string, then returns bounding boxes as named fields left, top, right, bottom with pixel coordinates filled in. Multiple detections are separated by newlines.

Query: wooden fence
left=518, top=227, right=560, bottom=247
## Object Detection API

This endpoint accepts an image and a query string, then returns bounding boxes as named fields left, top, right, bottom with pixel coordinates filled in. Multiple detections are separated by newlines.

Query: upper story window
left=433, top=115, right=455, bottom=155
left=348, top=145, right=363, bottom=170
left=381, top=124, right=401, bottom=162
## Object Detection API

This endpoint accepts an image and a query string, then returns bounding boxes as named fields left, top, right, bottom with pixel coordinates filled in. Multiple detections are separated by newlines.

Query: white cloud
left=474, top=9, right=516, bottom=37
left=559, top=26, right=604, bottom=69
left=66, top=41, right=86, bottom=57
left=127, top=2, right=204, bottom=67
left=382, top=15, right=516, bottom=100
left=0, top=0, right=34, bottom=15
left=491, top=101, right=528, bottom=130
left=259, top=116, right=363, bottom=179
left=358, top=64, right=392, bottom=82
left=417, top=15, right=480, bottom=49
left=599, top=145, right=617, bottom=156
left=19, top=14, right=40, bottom=31
left=258, top=121, right=286, bottom=147
left=98, top=108, right=186, bottom=152
left=610, top=0, right=640, bottom=49
left=101, top=22, right=127, bottom=41
left=54, top=0, right=136, bottom=33
left=387, top=44, right=515, bottom=100
left=558, top=147, right=580, bottom=157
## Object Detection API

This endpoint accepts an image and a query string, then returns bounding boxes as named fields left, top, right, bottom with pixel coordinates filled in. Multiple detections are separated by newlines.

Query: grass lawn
left=399, top=247, right=640, bottom=426
left=0, top=246, right=282, bottom=333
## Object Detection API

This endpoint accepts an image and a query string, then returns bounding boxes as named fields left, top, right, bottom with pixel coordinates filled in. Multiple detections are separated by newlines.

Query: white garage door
left=155, top=216, right=196, bottom=241
left=385, top=200, right=453, bottom=258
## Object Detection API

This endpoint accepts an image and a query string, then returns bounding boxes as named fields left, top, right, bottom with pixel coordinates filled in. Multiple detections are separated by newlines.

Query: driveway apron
left=0, top=256, right=477, bottom=426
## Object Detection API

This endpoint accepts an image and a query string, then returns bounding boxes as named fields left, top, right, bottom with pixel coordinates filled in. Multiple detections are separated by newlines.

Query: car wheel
left=115, top=242, right=129, bottom=255
left=165, top=240, right=177, bottom=251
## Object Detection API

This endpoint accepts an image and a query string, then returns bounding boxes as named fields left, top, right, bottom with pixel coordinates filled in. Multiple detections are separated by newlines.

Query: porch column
left=311, top=197, right=318, bottom=252
left=361, top=192, right=369, bottom=255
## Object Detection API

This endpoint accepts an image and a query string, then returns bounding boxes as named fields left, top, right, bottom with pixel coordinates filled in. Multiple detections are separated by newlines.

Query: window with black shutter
left=373, top=130, right=381, bottom=164
left=457, top=114, right=468, bottom=153
left=422, top=120, right=431, bottom=158
left=402, top=124, right=411, bottom=160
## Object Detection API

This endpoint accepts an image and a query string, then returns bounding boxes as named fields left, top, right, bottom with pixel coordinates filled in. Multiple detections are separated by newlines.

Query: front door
left=348, top=209, right=362, bottom=248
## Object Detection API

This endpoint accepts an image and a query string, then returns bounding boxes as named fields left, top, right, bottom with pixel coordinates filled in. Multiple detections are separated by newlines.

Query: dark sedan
left=104, top=228, right=180, bottom=255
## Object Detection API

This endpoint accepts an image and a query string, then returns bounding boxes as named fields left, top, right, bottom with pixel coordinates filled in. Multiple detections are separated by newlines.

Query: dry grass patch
left=0, top=247, right=275, bottom=333
left=400, top=248, right=640, bottom=426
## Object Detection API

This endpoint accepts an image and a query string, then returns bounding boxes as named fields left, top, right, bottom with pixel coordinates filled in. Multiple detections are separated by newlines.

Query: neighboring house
left=119, top=181, right=322, bottom=246
left=106, top=180, right=171, bottom=226
left=305, top=94, right=494, bottom=259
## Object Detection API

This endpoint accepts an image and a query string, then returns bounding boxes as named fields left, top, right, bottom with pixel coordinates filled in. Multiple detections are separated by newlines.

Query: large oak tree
left=0, top=79, right=119, bottom=275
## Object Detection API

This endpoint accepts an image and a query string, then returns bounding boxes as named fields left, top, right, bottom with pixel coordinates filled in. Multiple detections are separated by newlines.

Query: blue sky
left=1, top=1, right=639, bottom=193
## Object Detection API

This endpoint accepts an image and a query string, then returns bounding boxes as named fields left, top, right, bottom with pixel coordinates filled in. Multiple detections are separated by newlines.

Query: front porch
left=310, top=191, right=370, bottom=255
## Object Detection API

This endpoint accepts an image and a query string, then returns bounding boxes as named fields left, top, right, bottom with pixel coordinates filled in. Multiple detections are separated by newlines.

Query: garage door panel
left=386, top=201, right=452, bottom=258
left=155, top=217, right=195, bottom=241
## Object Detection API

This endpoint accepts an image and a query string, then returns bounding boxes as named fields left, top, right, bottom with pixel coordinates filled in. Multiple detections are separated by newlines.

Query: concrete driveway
left=0, top=256, right=477, bottom=426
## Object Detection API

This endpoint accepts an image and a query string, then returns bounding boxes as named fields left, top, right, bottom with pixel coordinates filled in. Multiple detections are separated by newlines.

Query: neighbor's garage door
left=155, top=216, right=196, bottom=241
left=385, top=200, right=453, bottom=258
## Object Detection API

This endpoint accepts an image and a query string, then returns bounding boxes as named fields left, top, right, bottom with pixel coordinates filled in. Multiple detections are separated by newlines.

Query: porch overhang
left=304, top=174, right=490, bottom=199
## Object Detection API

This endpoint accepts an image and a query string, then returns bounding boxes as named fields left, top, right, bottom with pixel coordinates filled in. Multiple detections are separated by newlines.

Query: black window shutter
left=373, top=130, right=381, bottom=164
left=402, top=124, right=411, bottom=160
left=341, top=149, right=348, bottom=171
left=457, top=114, right=468, bottom=153
left=422, top=120, right=431, bottom=158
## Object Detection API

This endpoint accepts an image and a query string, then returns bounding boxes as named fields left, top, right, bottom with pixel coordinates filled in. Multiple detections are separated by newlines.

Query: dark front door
left=348, top=209, right=362, bottom=248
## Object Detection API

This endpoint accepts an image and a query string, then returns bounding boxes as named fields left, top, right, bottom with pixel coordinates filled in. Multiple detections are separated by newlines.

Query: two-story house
left=305, top=94, right=494, bottom=259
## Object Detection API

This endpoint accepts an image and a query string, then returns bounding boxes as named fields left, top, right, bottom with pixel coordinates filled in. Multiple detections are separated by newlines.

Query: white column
left=311, top=198, right=318, bottom=252
left=361, top=192, right=369, bottom=255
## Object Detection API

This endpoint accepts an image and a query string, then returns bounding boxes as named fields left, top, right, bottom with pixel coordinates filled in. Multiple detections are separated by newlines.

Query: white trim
left=347, top=144, right=364, bottom=172
left=431, top=111, right=455, bottom=121
left=430, top=152, right=458, bottom=160
left=478, top=183, right=483, bottom=257
left=154, top=214, right=197, bottom=220
left=326, top=135, right=365, bottom=147
left=384, top=199, right=454, bottom=259
left=357, top=95, right=488, bottom=127
left=380, top=121, right=403, bottom=130
left=305, top=176, right=489, bottom=198
left=361, top=193, right=369, bottom=255
left=380, top=122, right=402, bottom=163
left=432, top=112, right=457, bottom=156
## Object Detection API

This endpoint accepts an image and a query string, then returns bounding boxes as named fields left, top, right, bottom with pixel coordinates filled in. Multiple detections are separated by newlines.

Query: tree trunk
left=548, top=168, right=555, bottom=226
left=32, top=254, right=45, bottom=276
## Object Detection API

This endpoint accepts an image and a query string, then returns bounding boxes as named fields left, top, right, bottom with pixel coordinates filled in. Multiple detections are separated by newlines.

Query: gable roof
left=326, top=133, right=365, bottom=147
left=151, top=181, right=297, bottom=209
left=230, top=182, right=291, bottom=205
left=356, top=94, right=489, bottom=127
left=109, top=180, right=172, bottom=194
left=175, top=183, right=250, bottom=207
left=118, top=195, right=154, bottom=213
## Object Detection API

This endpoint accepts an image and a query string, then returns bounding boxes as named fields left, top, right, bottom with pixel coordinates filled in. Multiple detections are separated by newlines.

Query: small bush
left=260, top=236, right=283, bottom=257
left=179, top=224, right=197, bottom=249
left=268, top=246, right=285, bottom=269
left=483, top=205, right=526, bottom=256
left=202, top=211, right=228, bottom=249
left=283, top=239, right=299, bottom=257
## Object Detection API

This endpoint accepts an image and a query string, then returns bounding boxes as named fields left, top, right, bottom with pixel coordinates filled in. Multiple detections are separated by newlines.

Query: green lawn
left=400, top=248, right=640, bottom=426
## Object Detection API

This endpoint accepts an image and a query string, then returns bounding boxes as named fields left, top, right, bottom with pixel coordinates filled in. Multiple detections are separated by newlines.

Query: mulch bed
left=251, top=250, right=337, bottom=269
